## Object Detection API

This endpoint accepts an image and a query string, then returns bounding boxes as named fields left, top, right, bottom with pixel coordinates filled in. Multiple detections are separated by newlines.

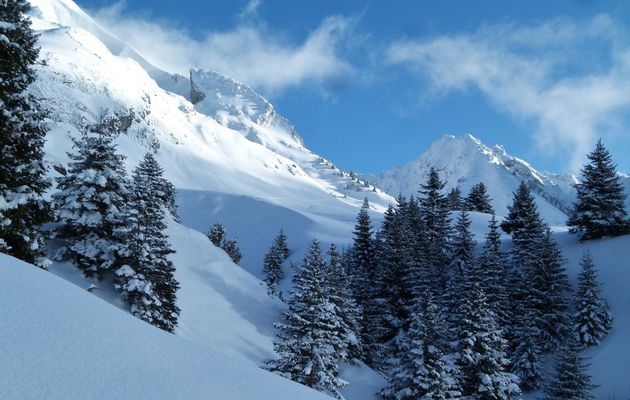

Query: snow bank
left=0, top=253, right=330, bottom=399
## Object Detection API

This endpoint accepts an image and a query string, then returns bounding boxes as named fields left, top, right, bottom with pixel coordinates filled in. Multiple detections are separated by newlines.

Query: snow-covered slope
left=28, top=0, right=393, bottom=277
left=0, top=253, right=332, bottom=400
left=364, top=134, right=580, bottom=225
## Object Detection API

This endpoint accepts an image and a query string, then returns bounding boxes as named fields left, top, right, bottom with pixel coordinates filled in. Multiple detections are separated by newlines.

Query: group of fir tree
left=268, top=163, right=617, bottom=399
left=0, top=0, right=181, bottom=333
left=266, top=239, right=362, bottom=399
left=53, top=131, right=180, bottom=332
left=207, top=222, right=242, bottom=264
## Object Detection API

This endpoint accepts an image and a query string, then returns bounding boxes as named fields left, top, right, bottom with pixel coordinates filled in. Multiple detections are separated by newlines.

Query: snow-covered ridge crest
left=364, top=134, right=577, bottom=224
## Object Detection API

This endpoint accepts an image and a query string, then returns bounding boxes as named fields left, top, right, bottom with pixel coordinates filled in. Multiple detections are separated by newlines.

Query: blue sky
left=78, top=0, right=630, bottom=174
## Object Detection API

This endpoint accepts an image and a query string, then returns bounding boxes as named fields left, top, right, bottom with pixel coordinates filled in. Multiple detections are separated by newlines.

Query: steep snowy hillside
left=0, top=253, right=331, bottom=400
left=364, top=134, right=579, bottom=225
left=28, top=0, right=393, bottom=277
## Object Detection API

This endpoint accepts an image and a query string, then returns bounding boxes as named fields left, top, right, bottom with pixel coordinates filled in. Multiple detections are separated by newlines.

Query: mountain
left=364, top=134, right=587, bottom=225
left=28, top=0, right=393, bottom=277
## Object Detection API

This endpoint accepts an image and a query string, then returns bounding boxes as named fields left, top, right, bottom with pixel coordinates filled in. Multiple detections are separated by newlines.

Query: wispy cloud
left=93, top=2, right=355, bottom=96
left=387, top=15, right=630, bottom=170
left=239, top=0, right=262, bottom=19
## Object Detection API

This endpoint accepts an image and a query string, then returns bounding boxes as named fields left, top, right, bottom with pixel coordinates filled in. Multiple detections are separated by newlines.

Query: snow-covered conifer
left=115, top=153, right=180, bottom=333
left=53, top=130, right=128, bottom=278
left=458, top=284, right=520, bottom=400
left=568, top=139, right=629, bottom=240
left=447, top=187, right=463, bottom=211
left=207, top=222, right=226, bottom=247
left=573, top=251, right=613, bottom=348
left=0, top=0, right=52, bottom=265
left=418, top=167, right=452, bottom=292
left=267, top=239, right=346, bottom=398
left=543, top=337, right=597, bottom=400
left=466, top=182, right=494, bottom=214
left=223, top=238, right=242, bottom=264
left=380, top=291, right=460, bottom=400
left=326, top=243, right=363, bottom=362
left=263, top=230, right=290, bottom=295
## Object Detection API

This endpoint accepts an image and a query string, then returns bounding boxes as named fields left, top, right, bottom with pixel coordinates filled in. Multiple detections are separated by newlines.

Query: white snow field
left=0, top=252, right=331, bottom=400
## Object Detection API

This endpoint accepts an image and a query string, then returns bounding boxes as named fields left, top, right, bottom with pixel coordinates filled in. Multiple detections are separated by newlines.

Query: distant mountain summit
left=364, top=134, right=585, bottom=225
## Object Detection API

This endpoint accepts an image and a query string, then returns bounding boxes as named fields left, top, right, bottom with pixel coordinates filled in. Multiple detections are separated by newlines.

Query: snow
left=0, top=252, right=330, bottom=400
left=364, top=134, right=581, bottom=225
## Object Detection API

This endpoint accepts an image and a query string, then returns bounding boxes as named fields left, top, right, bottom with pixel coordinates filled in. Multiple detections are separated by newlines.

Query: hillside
left=0, top=252, right=331, bottom=400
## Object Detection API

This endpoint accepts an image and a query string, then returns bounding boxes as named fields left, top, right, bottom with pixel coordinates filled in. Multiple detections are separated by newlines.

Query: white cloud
left=239, top=0, right=262, bottom=19
left=387, top=15, right=630, bottom=170
left=93, top=2, right=355, bottom=96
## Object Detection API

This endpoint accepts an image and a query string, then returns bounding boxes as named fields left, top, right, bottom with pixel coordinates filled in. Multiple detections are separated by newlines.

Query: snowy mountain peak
left=364, top=134, right=578, bottom=225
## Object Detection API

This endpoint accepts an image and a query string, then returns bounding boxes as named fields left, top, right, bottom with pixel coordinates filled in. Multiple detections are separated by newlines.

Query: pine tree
left=263, top=230, right=290, bottom=295
left=465, top=182, right=494, bottom=214
left=458, top=284, right=520, bottom=400
left=380, top=291, right=460, bottom=400
left=267, top=239, right=346, bottom=398
left=53, top=131, right=128, bottom=279
left=115, top=153, right=180, bottom=333
left=573, top=251, right=613, bottom=348
left=510, top=324, right=544, bottom=391
left=568, top=139, right=629, bottom=240
left=207, top=222, right=226, bottom=247
left=447, top=187, right=463, bottom=211
left=477, top=215, right=510, bottom=330
left=223, top=238, right=242, bottom=264
left=543, top=337, right=597, bottom=400
left=326, top=243, right=363, bottom=362
left=418, top=167, right=452, bottom=292
left=376, top=206, right=408, bottom=351
left=442, top=209, right=475, bottom=334
left=352, top=198, right=381, bottom=366
left=0, top=0, right=52, bottom=266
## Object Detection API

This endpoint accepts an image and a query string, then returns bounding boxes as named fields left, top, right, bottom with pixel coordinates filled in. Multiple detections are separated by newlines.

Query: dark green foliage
left=0, top=0, right=52, bottom=266
left=207, top=222, right=226, bottom=247
left=568, top=140, right=629, bottom=240
left=447, top=187, right=463, bottom=211
left=263, top=230, right=290, bottom=295
left=543, top=337, right=597, bottom=400
left=465, top=182, right=494, bottom=214
left=418, top=167, right=452, bottom=292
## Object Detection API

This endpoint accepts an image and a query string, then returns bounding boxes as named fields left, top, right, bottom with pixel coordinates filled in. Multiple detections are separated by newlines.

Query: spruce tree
left=477, top=215, right=510, bottom=330
left=352, top=198, right=380, bottom=366
left=443, top=209, right=475, bottom=334
left=263, top=230, right=290, bottom=295
left=0, top=0, right=52, bottom=266
left=543, top=337, right=597, bottom=400
left=115, top=153, right=180, bottom=333
left=418, top=167, right=452, bottom=292
left=223, top=238, right=242, bottom=264
left=573, top=251, right=613, bottom=348
left=326, top=243, right=363, bottom=362
left=53, top=131, right=128, bottom=279
left=447, top=187, right=463, bottom=211
left=207, top=222, right=226, bottom=247
left=457, top=284, right=521, bottom=400
left=568, top=139, right=629, bottom=240
left=465, top=182, right=494, bottom=214
left=267, top=239, right=346, bottom=398
left=380, top=291, right=460, bottom=400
